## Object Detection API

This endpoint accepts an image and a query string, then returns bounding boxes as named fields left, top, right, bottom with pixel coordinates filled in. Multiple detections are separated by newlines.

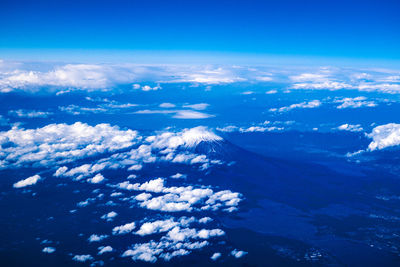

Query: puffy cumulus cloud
left=87, top=173, right=105, bottom=184
left=136, top=218, right=178, bottom=236
left=211, top=252, right=221, bottom=260
left=52, top=126, right=222, bottom=181
left=0, top=122, right=139, bottom=169
left=112, top=222, right=136, bottom=235
left=42, top=247, right=56, bottom=254
left=337, top=124, right=363, bottom=132
left=199, top=217, right=212, bottom=224
left=135, top=217, right=196, bottom=237
left=8, top=109, right=53, bottom=118
left=117, top=178, right=242, bottom=213
left=88, top=234, right=108, bottom=242
left=132, top=83, right=162, bottom=91
left=101, top=211, right=118, bottom=222
left=367, top=123, right=400, bottom=151
left=98, top=246, right=113, bottom=255
left=72, top=254, right=94, bottom=262
left=334, top=97, right=377, bottom=109
left=122, top=222, right=224, bottom=263
left=122, top=241, right=163, bottom=263
left=163, top=226, right=223, bottom=242
left=270, top=100, right=321, bottom=113
left=13, top=174, right=41, bottom=188
left=231, top=249, right=248, bottom=258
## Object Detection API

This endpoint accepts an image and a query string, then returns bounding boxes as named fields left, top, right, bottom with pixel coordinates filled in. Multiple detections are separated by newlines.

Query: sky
left=1, top=0, right=400, bottom=63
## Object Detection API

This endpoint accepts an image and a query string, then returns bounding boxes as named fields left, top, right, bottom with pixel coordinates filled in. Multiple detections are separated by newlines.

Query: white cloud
left=217, top=125, right=283, bottom=133
left=159, top=103, right=176, bottom=108
left=172, top=110, right=214, bottom=119
left=170, top=173, right=187, bottom=179
left=266, top=89, right=277, bottom=94
left=133, top=84, right=162, bottom=91
left=72, top=254, right=94, bottom=262
left=241, top=91, right=254, bottom=95
left=182, top=103, right=209, bottom=110
left=231, top=249, right=248, bottom=258
left=337, top=124, right=363, bottom=132
left=148, top=126, right=222, bottom=149
left=122, top=242, right=162, bottom=263
left=87, top=173, right=105, bottom=184
left=13, top=174, right=41, bottom=188
left=88, top=234, right=108, bottom=242
left=9, top=109, right=53, bottom=118
left=1, top=62, right=399, bottom=94
left=123, top=221, right=225, bottom=263
left=0, top=122, right=139, bottom=169
left=42, top=247, right=56, bottom=254
left=165, top=66, right=246, bottom=84
left=134, top=109, right=214, bottom=119
left=98, top=246, right=113, bottom=255
left=211, top=252, right=221, bottom=261
left=367, top=123, right=400, bottom=151
left=136, top=218, right=179, bottom=236
left=0, top=64, right=137, bottom=92
left=335, top=97, right=377, bottom=109
left=112, top=222, right=136, bottom=235
left=101, top=211, right=118, bottom=222
left=270, top=100, right=321, bottom=112
left=118, top=178, right=242, bottom=213
left=199, top=217, right=213, bottom=224
left=135, top=192, right=152, bottom=201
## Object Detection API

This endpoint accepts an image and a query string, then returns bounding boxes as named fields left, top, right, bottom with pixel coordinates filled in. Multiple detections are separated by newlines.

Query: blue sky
left=1, top=0, right=399, bottom=62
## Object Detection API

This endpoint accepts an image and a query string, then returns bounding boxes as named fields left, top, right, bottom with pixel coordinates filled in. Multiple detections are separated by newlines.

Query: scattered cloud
left=98, top=246, right=113, bottom=255
left=335, top=97, right=377, bottom=109
left=42, top=247, right=56, bottom=254
left=87, top=173, right=105, bottom=184
left=337, top=124, right=363, bottom=132
left=0, top=122, right=139, bottom=169
left=88, top=234, right=108, bottom=243
left=367, top=123, right=400, bottom=151
left=13, top=174, right=41, bottom=188
left=266, top=89, right=277, bottom=94
left=270, top=100, right=321, bottom=112
left=112, top=222, right=136, bottom=235
left=72, top=254, right=94, bottom=262
left=182, top=103, right=209, bottom=110
left=133, top=84, right=162, bottom=91
left=211, top=252, right=221, bottom=261
left=101, top=211, right=118, bottom=222
left=231, top=249, right=248, bottom=258
left=8, top=109, right=53, bottom=118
